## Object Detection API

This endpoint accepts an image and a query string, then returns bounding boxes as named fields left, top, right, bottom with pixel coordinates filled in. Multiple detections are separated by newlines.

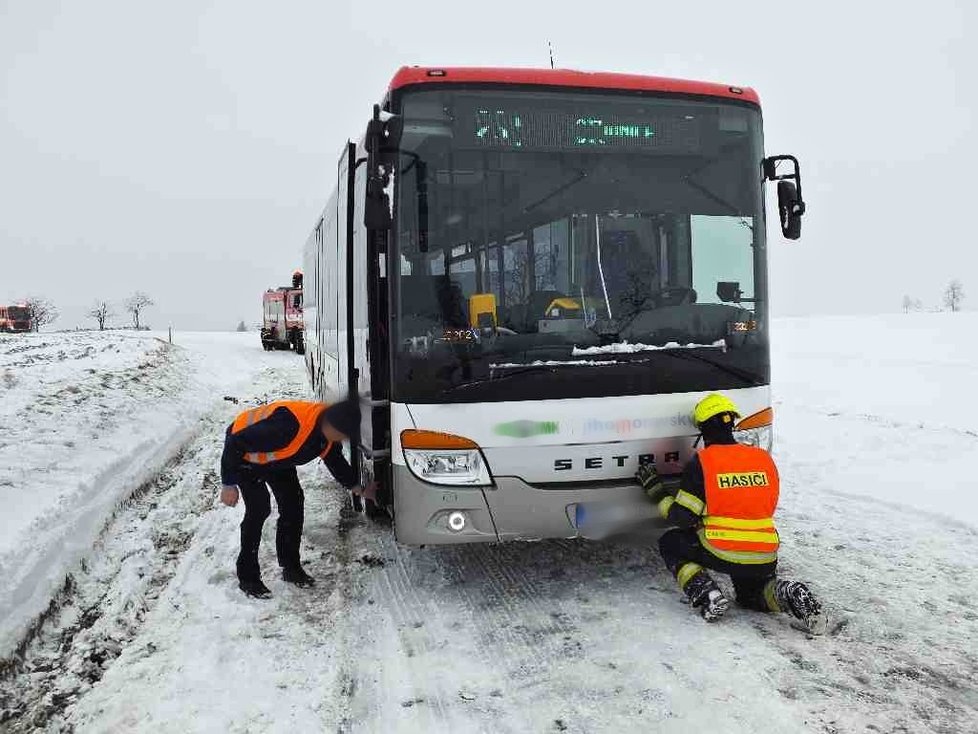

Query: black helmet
left=322, top=399, right=360, bottom=437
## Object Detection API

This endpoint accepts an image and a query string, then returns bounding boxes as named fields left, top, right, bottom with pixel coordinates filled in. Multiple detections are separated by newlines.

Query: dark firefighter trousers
left=236, top=467, right=304, bottom=582
left=659, top=527, right=776, bottom=611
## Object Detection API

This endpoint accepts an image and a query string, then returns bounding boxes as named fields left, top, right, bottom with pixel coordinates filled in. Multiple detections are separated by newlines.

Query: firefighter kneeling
left=638, top=394, right=826, bottom=633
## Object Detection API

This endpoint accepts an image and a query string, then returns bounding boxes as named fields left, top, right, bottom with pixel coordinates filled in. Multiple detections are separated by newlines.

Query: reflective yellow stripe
left=657, top=496, right=675, bottom=520
left=697, top=529, right=778, bottom=564
left=763, top=579, right=781, bottom=612
left=677, top=562, right=703, bottom=589
left=705, top=516, right=775, bottom=530
left=704, top=529, right=780, bottom=544
left=675, top=490, right=705, bottom=515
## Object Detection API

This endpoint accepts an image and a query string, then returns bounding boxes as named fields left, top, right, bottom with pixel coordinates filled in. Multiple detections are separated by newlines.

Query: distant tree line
left=3, top=292, right=156, bottom=333
left=903, top=279, right=966, bottom=313
left=85, top=291, right=155, bottom=330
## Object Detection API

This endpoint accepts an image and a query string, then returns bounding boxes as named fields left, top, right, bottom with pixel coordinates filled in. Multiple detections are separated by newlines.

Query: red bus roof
left=389, top=67, right=759, bottom=105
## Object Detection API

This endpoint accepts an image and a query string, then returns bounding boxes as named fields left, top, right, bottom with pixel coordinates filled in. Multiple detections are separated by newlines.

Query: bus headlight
left=401, top=430, right=492, bottom=486
left=734, top=408, right=774, bottom=451
left=734, top=424, right=773, bottom=451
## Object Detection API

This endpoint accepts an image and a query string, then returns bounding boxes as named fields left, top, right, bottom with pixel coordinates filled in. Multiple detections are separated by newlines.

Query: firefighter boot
left=682, top=569, right=730, bottom=622
left=772, top=580, right=827, bottom=635
left=282, top=565, right=316, bottom=588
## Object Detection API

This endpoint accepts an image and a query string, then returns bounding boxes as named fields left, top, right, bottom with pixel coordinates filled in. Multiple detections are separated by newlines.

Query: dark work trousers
left=236, top=467, right=305, bottom=582
left=659, top=527, right=777, bottom=611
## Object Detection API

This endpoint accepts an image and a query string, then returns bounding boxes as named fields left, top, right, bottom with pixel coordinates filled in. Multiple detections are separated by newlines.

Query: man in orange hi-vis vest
left=220, top=399, right=375, bottom=598
left=636, top=393, right=826, bottom=633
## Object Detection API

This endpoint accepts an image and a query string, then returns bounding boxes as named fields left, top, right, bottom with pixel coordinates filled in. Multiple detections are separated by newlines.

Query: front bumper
left=391, top=465, right=670, bottom=545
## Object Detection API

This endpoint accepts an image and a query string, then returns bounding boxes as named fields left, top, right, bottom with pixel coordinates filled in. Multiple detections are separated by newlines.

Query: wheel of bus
left=362, top=496, right=390, bottom=524
left=294, top=332, right=305, bottom=355
left=359, top=458, right=392, bottom=524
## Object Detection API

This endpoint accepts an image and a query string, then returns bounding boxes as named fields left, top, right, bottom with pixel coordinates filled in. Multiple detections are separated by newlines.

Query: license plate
left=574, top=503, right=634, bottom=528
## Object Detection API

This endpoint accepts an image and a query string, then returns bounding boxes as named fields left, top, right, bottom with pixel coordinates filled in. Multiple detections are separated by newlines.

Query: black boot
left=684, top=572, right=730, bottom=622
left=773, top=580, right=827, bottom=635
left=238, top=578, right=272, bottom=599
left=282, top=565, right=315, bottom=588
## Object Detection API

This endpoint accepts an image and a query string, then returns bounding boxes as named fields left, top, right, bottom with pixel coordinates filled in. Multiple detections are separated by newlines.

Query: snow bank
left=0, top=331, right=293, bottom=658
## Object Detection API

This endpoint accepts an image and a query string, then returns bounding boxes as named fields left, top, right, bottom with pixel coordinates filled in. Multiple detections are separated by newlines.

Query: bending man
left=220, top=399, right=373, bottom=598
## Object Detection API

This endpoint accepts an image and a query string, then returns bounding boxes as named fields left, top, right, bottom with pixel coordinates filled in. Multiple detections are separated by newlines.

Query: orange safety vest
left=230, top=401, right=333, bottom=466
left=697, top=444, right=781, bottom=564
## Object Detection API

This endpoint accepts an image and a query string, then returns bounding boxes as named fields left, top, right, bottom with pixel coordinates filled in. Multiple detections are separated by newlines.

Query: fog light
left=447, top=511, right=467, bottom=532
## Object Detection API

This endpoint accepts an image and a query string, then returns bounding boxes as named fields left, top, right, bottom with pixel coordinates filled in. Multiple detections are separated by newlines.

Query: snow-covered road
left=1, top=315, right=977, bottom=733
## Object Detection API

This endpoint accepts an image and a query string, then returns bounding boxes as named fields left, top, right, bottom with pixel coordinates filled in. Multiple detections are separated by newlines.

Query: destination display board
left=456, top=100, right=707, bottom=153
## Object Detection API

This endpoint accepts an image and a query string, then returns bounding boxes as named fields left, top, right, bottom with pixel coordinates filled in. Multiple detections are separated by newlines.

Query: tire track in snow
left=337, top=518, right=680, bottom=732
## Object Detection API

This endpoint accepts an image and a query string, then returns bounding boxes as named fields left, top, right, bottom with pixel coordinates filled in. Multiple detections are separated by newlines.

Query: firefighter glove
left=636, top=463, right=665, bottom=498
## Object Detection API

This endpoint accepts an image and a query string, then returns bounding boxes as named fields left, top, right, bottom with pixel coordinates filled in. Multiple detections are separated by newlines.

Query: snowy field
left=1, top=314, right=976, bottom=733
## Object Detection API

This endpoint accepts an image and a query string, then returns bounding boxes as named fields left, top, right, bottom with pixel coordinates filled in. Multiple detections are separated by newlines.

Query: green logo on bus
left=494, top=420, right=559, bottom=438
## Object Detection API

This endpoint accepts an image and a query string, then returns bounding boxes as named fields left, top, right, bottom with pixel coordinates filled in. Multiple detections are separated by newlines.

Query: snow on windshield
left=489, top=359, right=618, bottom=369
left=571, top=339, right=727, bottom=356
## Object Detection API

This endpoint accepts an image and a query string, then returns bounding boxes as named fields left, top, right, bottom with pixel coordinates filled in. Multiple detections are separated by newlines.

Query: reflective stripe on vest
left=698, top=444, right=781, bottom=564
left=231, top=401, right=330, bottom=465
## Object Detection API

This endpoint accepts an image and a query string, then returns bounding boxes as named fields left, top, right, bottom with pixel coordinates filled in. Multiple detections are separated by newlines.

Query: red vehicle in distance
left=0, top=304, right=31, bottom=333
left=261, top=271, right=304, bottom=354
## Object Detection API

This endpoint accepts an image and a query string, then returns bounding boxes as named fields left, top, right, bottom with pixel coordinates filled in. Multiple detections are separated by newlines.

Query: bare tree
left=23, top=297, right=59, bottom=332
left=943, top=280, right=965, bottom=312
left=236, top=320, right=248, bottom=332
left=902, top=295, right=923, bottom=313
left=87, top=301, right=113, bottom=330
left=125, top=291, right=155, bottom=329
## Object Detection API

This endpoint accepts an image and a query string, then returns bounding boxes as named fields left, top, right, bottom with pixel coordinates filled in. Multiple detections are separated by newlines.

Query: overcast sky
left=1, top=0, right=975, bottom=330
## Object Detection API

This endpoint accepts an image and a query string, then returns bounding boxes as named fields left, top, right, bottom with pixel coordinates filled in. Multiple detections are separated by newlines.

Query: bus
left=303, top=66, right=806, bottom=545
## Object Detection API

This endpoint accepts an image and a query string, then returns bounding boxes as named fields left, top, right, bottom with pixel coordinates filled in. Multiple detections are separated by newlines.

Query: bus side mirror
left=777, top=181, right=803, bottom=240
left=364, top=181, right=391, bottom=229
left=763, top=155, right=806, bottom=241
left=717, top=281, right=742, bottom=303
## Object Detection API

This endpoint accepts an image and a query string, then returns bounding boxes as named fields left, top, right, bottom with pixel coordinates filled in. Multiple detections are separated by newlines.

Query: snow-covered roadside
left=772, top=312, right=978, bottom=527
left=0, top=331, right=292, bottom=659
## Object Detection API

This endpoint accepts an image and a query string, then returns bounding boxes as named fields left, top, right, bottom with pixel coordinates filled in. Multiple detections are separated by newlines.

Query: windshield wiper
left=681, top=144, right=747, bottom=217
left=441, top=365, right=559, bottom=395
left=653, top=349, right=761, bottom=385
left=522, top=169, right=588, bottom=214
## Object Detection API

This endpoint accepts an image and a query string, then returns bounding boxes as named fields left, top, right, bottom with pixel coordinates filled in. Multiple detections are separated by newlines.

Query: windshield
left=8, top=307, right=28, bottom=320
left=392, top=87, right=768, bottom=403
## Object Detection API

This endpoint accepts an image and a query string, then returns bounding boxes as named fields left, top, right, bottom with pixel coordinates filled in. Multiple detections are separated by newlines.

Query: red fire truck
left=0, top=304, right=31, bottom=333
left=261, top=271, right=305, bottom=354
